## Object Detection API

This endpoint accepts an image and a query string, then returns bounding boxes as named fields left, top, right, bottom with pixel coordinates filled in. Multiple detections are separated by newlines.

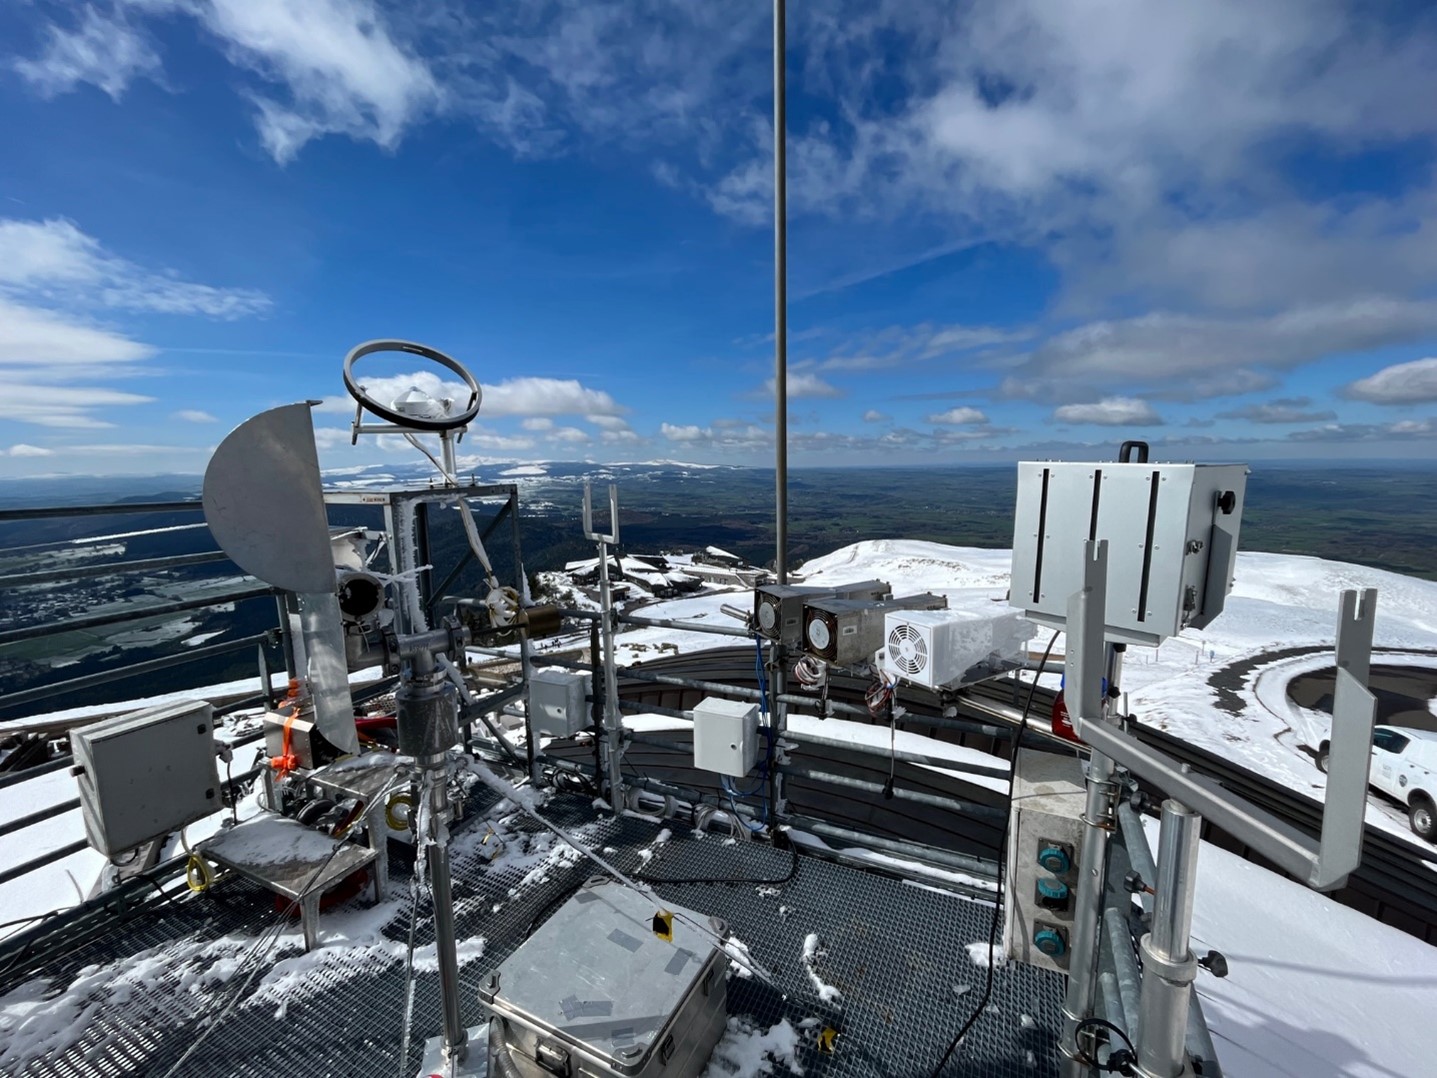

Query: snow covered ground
left=1166, top=818, right=1437, bottom=1078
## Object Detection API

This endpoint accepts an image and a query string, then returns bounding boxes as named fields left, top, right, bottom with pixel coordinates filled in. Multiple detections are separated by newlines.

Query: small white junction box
left=529, top=669, right=589, bottom=738
left=692, top=696, right=759, bottom=778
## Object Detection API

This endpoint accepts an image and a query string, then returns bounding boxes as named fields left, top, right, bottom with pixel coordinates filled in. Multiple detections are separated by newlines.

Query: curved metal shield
left=204, top=404, right=360, bottom=754
left=203, top=403, right=334, bottom=594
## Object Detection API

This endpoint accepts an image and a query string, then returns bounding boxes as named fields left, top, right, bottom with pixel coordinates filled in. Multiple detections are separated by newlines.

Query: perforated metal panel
left=2, top=788, right=1063, bottom=1078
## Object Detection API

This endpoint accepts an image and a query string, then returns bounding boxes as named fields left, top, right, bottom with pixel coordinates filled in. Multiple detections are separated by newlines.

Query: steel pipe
left=616, top=612, right=753, bottom=639
left=0, top=633, right=273, bottom=713
left=0, top=797, right=81, bottom=839
left=784, top=728, right=1011, bottom=781
left=0, top=584, right=276, bottom=646
left=773, top=0, right=788, bottom=585
left=782, top=811, right=998, bottom=881
left=1117, top=800, right=1158, bottom=915
left=779, top=765, right=1005, bottom=819
left=0, top=500, right=203, bottom=522
left=0, top=550, right=231, bottom=589
left=1136, top=800, right=1201, bottom=1078
left=1103, top=906, right=1143, bottom=1029
left=1062, top=637, right=1124, bottom=1077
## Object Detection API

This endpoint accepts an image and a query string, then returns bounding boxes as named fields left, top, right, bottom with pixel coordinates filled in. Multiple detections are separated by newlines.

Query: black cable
left=226, top=754, right=238, bottom=825
left=1074, top=1017, right=1138, bottom=1074
left=928, top=630, right=1060, bottom=1078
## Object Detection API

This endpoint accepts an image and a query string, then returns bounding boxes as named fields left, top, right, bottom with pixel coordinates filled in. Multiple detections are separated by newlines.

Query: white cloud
left=172, top=409, right=218, bottom=423
left=549, top=425, right=590, bottom=444
left=0, top=297, right=153, bottom=369
left=809, top=322, right=1027, bottom=373
left=862, top=409, right=889, bottom=423
left=12, top=6, right=163, bottom=101
left=1053, top=397, right=1163, bottom=426
left=182, top=0, right=439, bottom=163
left=0, top=220, right=268, bottom=428
left=587, top=414, right=631, bottom=430
left=317, top=372, right=626, bottom=420
left=1342, top=358, right=1437, bottom=405
left=0, top=382, right=155, bottom=429
left=483, top=377, right=625, bottom=417
left=660, top=422, right=706, bottom=441
left=15, top=1, right=440, bottom=164
left=1001, top=299, right=1437, bottom=403
left=926, top=406, right=988, bottom=425
left=0, top=218, right=271, bottom=318
left=1216, top=398, right=1337, bottom=425
left=3, top=444, right=55, bottom=457
left=762, top=372, right=842, bottom=399
left=600, top=429, right=641, bottom=443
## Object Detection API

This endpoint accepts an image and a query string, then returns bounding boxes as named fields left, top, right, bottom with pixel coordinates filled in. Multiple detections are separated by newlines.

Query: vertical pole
left=398, top=646, right=467, bottom=1064
left=597, top=543, right=624, bottom=804
left=508, top=488, right=538, bottom=784
left=440, top=430, right=459, bottom=483
left=1063, top=739, right=1119, bottom=1077
left=427, top=770, right=468, bottom=1062
left=773, top=0, right=788, bottom=587
left=415, top=500, right=434, bottom=622
left=1136, top=801, right=1201, bottom=1078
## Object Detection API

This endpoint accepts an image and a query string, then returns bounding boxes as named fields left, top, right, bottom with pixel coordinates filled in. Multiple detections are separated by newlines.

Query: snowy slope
left=1165, top=819, right=1437, bottom=1078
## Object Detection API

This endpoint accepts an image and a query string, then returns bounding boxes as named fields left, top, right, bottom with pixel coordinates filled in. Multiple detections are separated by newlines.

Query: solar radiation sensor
left=343, top=338, right=481, bottom=432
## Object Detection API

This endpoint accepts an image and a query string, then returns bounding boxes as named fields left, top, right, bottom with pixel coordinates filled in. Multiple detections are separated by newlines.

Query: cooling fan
left=886, top=621, right=930, bottom=677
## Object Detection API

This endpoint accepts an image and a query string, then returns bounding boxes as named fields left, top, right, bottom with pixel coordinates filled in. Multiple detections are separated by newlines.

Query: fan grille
left=886, top=622, right=928, bottom=675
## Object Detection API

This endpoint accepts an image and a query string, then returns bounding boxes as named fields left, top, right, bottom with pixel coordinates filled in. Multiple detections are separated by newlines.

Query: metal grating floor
left=1, top=788, right=1063, bottom=1078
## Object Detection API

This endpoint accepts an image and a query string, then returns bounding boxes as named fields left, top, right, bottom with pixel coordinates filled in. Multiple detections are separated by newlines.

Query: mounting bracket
left=1067, top=541, right=1377, bottom=891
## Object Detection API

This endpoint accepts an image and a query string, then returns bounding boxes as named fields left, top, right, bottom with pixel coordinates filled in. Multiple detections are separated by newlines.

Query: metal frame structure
left=0, top=473, right=1402, bottom=1078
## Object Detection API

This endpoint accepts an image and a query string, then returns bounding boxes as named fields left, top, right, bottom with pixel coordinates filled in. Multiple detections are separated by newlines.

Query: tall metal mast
left=773, top=0, right=788, bottom=585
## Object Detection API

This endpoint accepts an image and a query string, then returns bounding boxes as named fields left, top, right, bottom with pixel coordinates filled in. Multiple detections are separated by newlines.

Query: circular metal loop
left=342, top=339, right=481, bottom=432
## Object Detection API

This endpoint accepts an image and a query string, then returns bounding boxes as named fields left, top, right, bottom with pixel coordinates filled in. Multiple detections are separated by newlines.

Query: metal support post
left=1062, top=541, right=1119, bottom=1076
left=425, top=768, right=467, bottom=1063
left=508, top=487, right=539, bottom=784
left=584, top=483, right=625, bottom=805
left=773, top=0, right=788, bottom=586
left=768, top=640, right=787, bottom=826
left=1136, top=800, right=1201, bottom=1078
left=397, top=646, right=468, bottom=1065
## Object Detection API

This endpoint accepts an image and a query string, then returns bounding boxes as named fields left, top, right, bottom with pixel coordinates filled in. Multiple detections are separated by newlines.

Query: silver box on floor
left=480, top=877, right=729, bottom=1078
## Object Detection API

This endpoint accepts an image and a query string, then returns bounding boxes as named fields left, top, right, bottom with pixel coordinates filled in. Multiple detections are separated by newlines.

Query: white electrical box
left=1010, top=459, right=1247, bottom=645
left=529, top=669, right=590, bottom=738
left=70, top=699, right=220, bottom=858
left=692, top=696, right=759, bottom=778
left=882, top=607, right=1035, bottom=690
left=1003, top=750, right=1086, bottom=975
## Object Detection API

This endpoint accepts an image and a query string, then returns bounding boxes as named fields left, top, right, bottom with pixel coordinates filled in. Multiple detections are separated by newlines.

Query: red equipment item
left=1051, top=690, right=1083, bottom=744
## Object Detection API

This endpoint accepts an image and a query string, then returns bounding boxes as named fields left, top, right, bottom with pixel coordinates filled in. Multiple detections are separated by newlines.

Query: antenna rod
left=773, top=0, right=788, bottom=585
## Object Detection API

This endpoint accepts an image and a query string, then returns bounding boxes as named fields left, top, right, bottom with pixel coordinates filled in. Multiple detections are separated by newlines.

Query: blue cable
left=718, top=637, right=776, bottom=830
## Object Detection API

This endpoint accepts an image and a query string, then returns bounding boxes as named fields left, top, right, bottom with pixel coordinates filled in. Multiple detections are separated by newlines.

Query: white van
left=1318, top=724, right=1437, bottom=842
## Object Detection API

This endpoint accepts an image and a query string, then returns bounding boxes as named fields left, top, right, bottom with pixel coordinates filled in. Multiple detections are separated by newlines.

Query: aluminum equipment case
left=1010, top=459, right=1247, bottom=645
left=70, top=699, right=220, bottom=857
left=480, top=877, right=730, bottom=1078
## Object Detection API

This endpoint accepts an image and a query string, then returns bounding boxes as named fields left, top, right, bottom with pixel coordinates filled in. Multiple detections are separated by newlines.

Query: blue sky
left=1, top=0, right=1436, bottom=476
